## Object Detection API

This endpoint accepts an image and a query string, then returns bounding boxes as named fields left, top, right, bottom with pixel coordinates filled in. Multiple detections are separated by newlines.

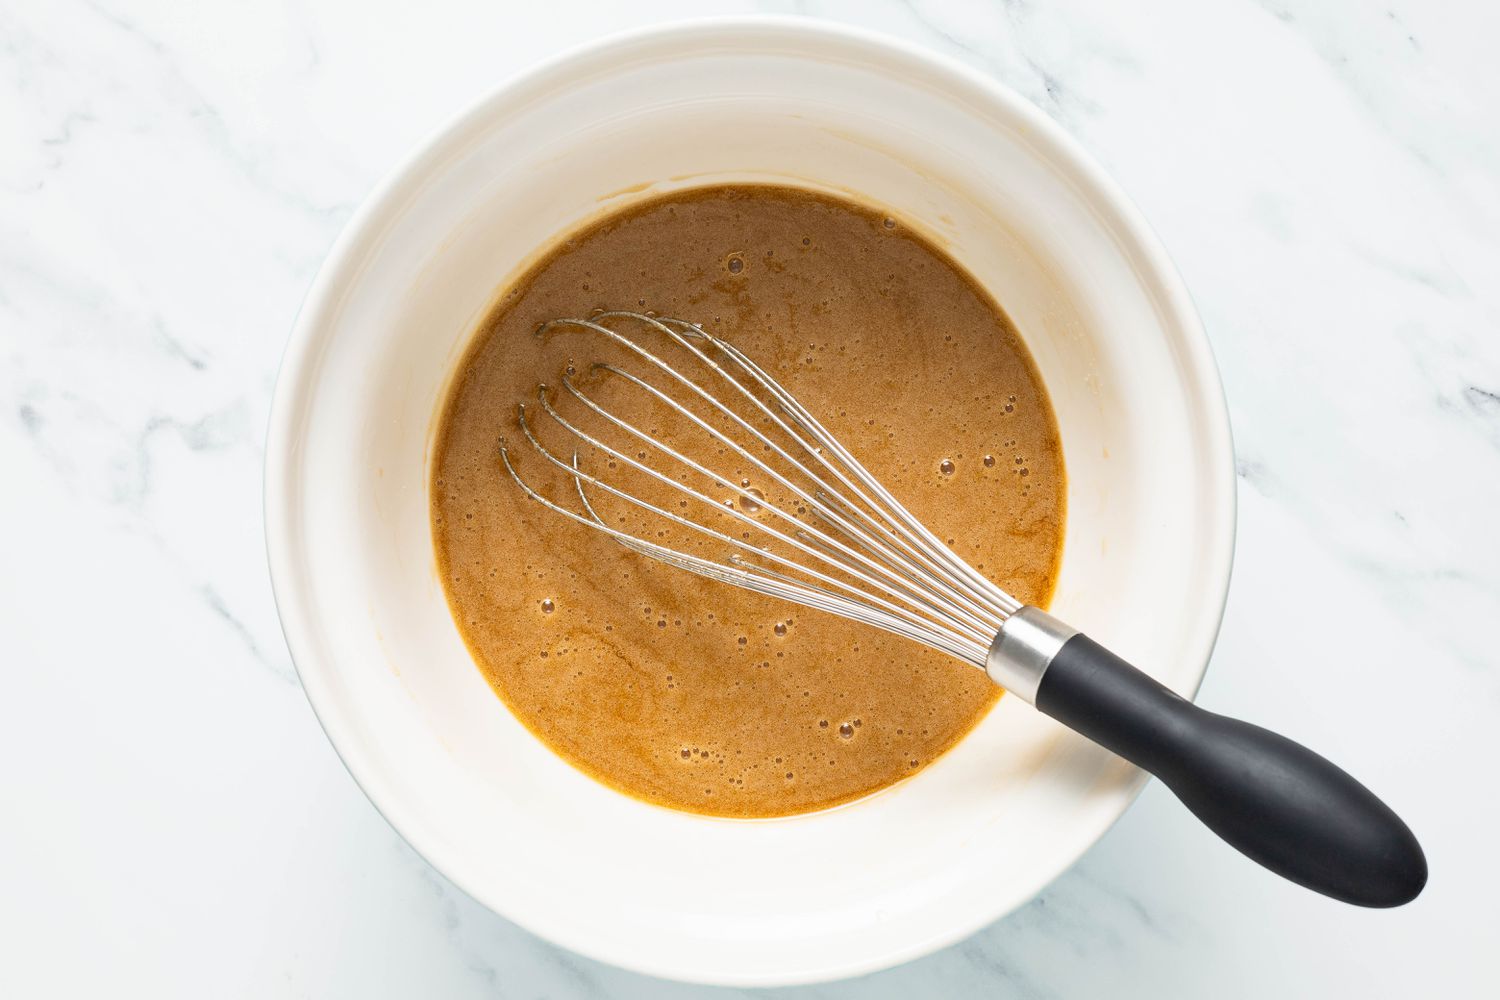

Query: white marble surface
left=2, top=0, right=1497, bottom=995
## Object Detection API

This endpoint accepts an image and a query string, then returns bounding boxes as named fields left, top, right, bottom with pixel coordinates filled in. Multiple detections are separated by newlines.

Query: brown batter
left=432, top=185, right=1064, bottom=817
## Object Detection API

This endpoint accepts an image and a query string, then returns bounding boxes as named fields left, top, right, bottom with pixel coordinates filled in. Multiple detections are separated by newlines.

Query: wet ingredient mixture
left=432, top=185, right=1065, bottom=817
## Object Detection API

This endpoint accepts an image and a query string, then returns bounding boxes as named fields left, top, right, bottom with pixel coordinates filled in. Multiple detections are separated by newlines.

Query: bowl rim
left=265, top=14, right=1236, bottom=985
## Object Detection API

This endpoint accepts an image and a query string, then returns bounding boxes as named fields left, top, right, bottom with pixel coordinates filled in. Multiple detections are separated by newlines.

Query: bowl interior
left=267, top=21, right=1233, bottom=986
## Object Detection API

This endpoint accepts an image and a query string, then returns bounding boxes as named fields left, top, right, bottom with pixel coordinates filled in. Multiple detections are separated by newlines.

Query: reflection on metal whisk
left=499, top=310, right=1426, bottom=909
left=500, top=311, right=1020, bottom=670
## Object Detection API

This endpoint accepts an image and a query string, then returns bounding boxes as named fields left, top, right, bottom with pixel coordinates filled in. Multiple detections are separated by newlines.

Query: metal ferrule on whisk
left=984, top=606, right=1078, bottom=704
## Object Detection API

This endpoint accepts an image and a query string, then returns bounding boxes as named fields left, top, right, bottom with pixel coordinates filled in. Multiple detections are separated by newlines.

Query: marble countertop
left=3, top=1, right=1497, bottom=996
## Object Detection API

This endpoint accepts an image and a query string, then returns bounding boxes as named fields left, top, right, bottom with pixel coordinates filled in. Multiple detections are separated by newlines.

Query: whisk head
left=500, top=311, right=1020, bottom=669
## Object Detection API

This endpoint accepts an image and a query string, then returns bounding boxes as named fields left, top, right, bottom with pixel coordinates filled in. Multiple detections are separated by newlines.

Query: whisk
left=501, top=310, right=1425, bottom=907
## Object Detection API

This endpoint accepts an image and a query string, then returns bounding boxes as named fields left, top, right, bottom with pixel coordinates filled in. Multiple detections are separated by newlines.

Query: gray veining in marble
left=2, top=1, right=1496, bottom=996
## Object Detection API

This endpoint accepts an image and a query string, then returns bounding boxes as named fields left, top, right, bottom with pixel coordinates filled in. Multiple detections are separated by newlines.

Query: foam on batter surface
left=432, top=185, right=1065, bottom=817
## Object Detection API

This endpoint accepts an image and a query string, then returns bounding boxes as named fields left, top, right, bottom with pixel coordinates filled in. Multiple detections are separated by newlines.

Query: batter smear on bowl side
left=432, top=185, right=1065, bottom=817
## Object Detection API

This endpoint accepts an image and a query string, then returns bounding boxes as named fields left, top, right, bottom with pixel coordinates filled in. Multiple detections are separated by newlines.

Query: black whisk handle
left=1031, top=631, right=1426, bottom=907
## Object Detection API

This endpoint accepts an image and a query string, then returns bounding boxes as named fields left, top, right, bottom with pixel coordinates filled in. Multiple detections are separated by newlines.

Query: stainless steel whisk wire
left=499, top=311, right=1020, bottom=670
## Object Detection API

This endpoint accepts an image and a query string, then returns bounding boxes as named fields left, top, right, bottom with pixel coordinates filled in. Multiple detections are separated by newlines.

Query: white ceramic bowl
left=266, top=18, right=1234, bottom=986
